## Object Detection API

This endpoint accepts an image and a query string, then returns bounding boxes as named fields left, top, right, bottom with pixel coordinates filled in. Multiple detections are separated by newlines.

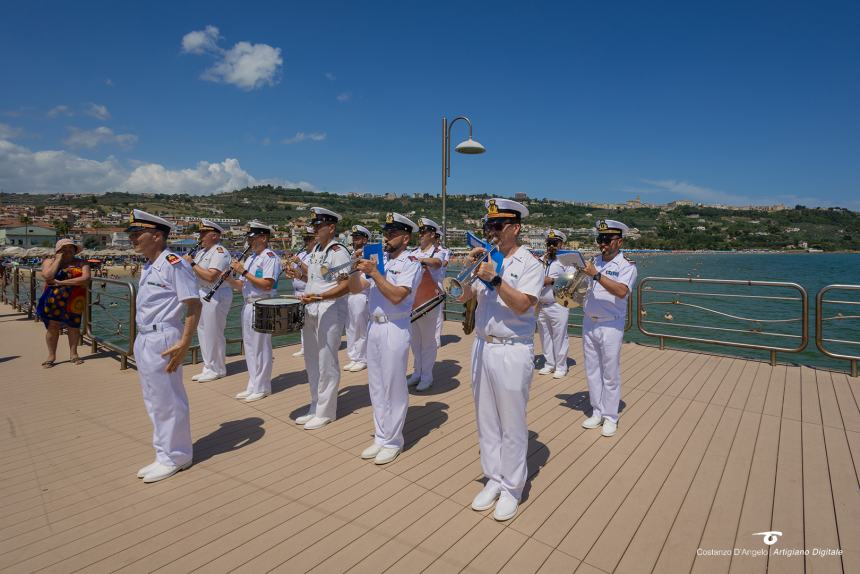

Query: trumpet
left=442, top=239, right=499, bottom=299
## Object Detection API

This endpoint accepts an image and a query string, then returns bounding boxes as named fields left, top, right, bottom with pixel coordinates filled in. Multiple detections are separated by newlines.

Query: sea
left=78, top=252, right=860, bottom=374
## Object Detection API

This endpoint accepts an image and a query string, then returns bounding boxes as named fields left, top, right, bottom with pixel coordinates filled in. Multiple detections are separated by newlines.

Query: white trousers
left=582, top=318, right=625, bottom=423
left=302, top=300, right=347, bottom=420
left=410, top=305, right=441, bottom=383
left=242, top=303, right=272, bottom=395
left=471, top=338, right=533, bottom=500
left=346, top=292, right=369, bottom=363
left=367, top=318, right=411, bottom=448
left=134, top=325, right=192, bottom=467
left=435, top=301, right=444, bottom=346
left=294, top=290, right=305, bottom=351
left=538, top=303, right=570, bottom=372
left=197, top=291, right=231, bottom=377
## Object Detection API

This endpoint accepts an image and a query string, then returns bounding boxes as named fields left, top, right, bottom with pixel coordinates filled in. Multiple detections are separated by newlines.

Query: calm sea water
left=76, top=252, right=860, bottom=374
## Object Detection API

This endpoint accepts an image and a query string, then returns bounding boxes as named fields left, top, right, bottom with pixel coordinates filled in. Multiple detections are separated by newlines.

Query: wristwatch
left=190, top=261, right=197, bottom=268
left=593, top=272, right=602, bottom=282
left=490, top=275, right=503, bottom=287
left=241, top=269, right=249, bottom=277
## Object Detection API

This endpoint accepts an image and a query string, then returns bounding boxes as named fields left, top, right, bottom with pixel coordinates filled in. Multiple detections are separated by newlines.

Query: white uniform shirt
left=538, top=257, right=572, bottom=305
left=193, top=244, right=232, bottom=297
left=305, top=239, right=351, bottom=313
left=367, top=250, right=422, bottom=318
left=241, top=248, right=281, bottom=300
left=291, top=249, right=312, bottom=293
left=583, top=252, right=638, bottom=318
left=475, top=245, right=544, bottom=339
left=136, top=250, right=198, bottom=327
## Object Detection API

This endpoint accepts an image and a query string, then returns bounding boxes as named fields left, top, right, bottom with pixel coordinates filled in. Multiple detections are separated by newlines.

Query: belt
left=587, top=315, right=623, bottom=322
left=138, top=322, right=181, bottom=333
left=480, top=335, right=533, bottom=345
left=371, top=311, right=410, bottom=323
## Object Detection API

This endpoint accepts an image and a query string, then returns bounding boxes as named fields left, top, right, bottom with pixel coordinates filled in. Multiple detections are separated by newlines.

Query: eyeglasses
left=482, top=221, right=510, bottom=233
left=545, top=240, right=562, bottom=247
left=596, top=234, right=620, bottom=244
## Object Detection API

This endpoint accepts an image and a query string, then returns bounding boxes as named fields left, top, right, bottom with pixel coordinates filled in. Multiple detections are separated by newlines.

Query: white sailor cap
left=350, top=224, right=371, bottom=238
left=198, top=219, right=225, bottom=234
left=417, top=217, right=441, bottom=234
left=545, top=229, right=567, bottom=242
left=246, top=220, right=275, bottom=236
left=595, top=219, right=629, bottom=236
left=485, top=198, right=529, bottom=220
left=126, top=209, right=174, bottom=234
left=383, top=212, right=418, bottom=233
left=309, top=207, right=342, bottom=224
left=303, top=225, right=316, bottom=236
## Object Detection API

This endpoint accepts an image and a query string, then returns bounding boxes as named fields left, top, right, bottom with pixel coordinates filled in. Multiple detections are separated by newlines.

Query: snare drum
left=252, top=297, right=305, bottom=335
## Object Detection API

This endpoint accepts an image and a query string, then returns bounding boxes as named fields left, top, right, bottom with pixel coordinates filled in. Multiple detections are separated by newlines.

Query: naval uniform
left=346, top=260, right=370, bottom=366
left=409, top=245, right=444, bottom=385
left=194, top=244, right=232, bottom=378
left=292, top=249, right=312, bottom=352
left=471, top=245, right=543, bottom=501
left=134, top=249, right=198, bottom=467
left=537, top=257, right=572, bottom=374
left=302, top=240, right=350, bottom=420
left=240, top=248, right=281, bottom=396
left=434, top=246, right=450, bottom=345
left=582, top=252, right=637, bottom=423
left=367, top=250, right=421, bottom=449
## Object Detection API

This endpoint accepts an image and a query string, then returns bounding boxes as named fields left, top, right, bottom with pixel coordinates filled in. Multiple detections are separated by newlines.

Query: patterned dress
left=36, top=265, right=87, bottom=329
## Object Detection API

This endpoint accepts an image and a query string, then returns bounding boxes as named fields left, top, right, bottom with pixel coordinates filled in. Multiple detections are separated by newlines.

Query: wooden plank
left=823, top=425, right=860, bottom=574
left=462, top=527, right=529, bottom=574
left=832, top=372, right=860, bottom=433
left=800, top=366, right=822, bottom=425
left=801, top=421, right=842, bottom=574
left=497, top=537, right=556, bottom=574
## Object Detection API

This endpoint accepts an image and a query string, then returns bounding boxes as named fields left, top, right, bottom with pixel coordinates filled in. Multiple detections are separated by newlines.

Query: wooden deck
left=1, top=302, right=858, bottom=574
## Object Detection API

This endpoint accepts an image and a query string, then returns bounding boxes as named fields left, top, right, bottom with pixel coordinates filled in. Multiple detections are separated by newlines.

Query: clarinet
left=203, top=243, right=252, bottom=302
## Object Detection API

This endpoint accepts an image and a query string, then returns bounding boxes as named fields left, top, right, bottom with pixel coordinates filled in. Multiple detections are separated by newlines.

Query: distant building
left=514, top=192, right=528, bottom=201
left=0, top=225, right=57, bottom=248
left=111, top=232, right=131, bottom=248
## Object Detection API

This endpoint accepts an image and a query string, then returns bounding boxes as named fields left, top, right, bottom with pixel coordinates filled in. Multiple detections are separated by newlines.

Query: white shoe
left=191, top=372, right=206, bottom=381
left=142, top=461, right=191, bottom=483
left=538, top=366, right=553, bottom=375
left=348, top=362, right=367, bottom=372
left=552, top=370, right=567, bottom=379
left=407, top=373, right=421, bottom=386
left=361, top=443, right=382, bottom=459
left=581, top=414, right=603, bottom=429
left=292, top=349, right=304, bottom=357
left=374, top=447, right=400, bottom=465
left=602, top=419, right=617, bottom=437
left=196, top=372, right=221, bottom=383
left=235, top=390, right=251, bottom=399
left=343, top=361, right=356, bottom=371
left=244, top=392, right=269, bottom=403
left=137, top=460, right=159, bottom=478
left=493, top=492, right=519, bottom=521
left=471, top=484, right=501, bottom=511
left=295, top=414, right=314, bottom=425
left=416, top=379, right=432, bottom=392
left=303, top=416, right=331, bottom=430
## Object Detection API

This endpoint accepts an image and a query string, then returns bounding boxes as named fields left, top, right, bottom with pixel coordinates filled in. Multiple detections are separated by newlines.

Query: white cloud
left=182, top=26, right=283, bottom=91
left=336, top=91, right=351, bottom=102
left=105, top=78, right=114, bottom=87
left=325, top=72, right=336, bottom=81
left=47, top=105, right=73, bottom=118
left=282, top=131, right=326, bottom=144
left=0, top=123, right=22, bottom=140
left=63, top=127, right=137, bottom=149
left=0, top=136, right=314, bottom=195
left=85, top=103, right=111, bottom=120
left=181, top=25, right=220, bottom=55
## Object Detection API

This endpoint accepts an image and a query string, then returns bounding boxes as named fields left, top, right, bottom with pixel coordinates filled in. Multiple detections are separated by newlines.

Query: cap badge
left=487, top=199, right=499, bottom=215
left=548, top=231, right=556, bottom=238
left=386, top=213, right=394, bottom=224
left=352, top=225, right=358, bottom=232
left=598, top=220, right=608, bottom=231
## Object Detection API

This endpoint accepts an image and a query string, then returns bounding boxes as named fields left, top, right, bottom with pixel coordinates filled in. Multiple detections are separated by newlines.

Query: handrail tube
left=85, top=277, right=137, bottom=370
left=815, top=284, right=860, bottom=377
left=643, top=289, right=803, bottom=302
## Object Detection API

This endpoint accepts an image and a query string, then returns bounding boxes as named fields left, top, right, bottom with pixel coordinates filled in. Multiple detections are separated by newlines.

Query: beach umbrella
left=2, top=246, right=26, bottom=256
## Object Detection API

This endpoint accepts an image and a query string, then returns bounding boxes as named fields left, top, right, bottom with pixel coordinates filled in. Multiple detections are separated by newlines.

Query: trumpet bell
left=443, top=276, right=465, bottom=299
left=553, top=271, right=589, bottom=309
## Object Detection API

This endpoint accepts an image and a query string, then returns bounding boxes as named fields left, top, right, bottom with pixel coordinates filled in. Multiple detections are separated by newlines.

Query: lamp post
left=441, top=116, right=485, bottom=247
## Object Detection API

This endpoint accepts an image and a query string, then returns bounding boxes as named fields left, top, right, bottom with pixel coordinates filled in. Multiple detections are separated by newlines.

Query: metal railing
left=85, top=278, right=137, bottom=369
left=816, top=285, right=860, bottom=377
left=637, top=277, right=808, bottom=366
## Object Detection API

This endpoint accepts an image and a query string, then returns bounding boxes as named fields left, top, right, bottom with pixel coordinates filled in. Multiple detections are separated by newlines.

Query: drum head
left=256, top=297, right=301, bottom=305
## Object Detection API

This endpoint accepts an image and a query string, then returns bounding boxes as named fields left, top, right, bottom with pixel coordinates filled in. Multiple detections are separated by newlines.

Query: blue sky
left=1, top=0, right=858, bottom=208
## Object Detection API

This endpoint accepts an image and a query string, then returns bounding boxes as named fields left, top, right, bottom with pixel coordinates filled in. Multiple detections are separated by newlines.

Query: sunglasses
left=596, top=234, right=620, bottom=244
left=545, top=240, right=562, bottom=247
left=482, top=220, right=511, bottom=232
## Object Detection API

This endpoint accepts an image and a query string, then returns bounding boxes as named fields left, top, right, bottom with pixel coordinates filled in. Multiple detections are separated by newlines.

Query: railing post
left=28, top=272, right=36, bottom=320
left=659, top=336, right=665, bottom=351
left=770, top=350, right=777, bottom=366
left=851, top=359, right=857, bottom=378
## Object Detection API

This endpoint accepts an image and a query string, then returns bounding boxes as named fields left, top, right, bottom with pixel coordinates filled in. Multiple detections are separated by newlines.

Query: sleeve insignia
left=166, top=254, right=180, bottom=265
left=216, top=246, right=225, bottom=253
left=331, top=245, right=341, bottom=251
left=267, top=251, right=276, bottom=257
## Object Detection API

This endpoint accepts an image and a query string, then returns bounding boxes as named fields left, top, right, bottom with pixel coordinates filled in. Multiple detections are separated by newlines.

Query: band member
left=580, top=220, right=637, bottom=437
left=537, top=229, right=571, bottom=378
left=344, top=225, right=371, bottom=372
left=458, top=198, right=542, bottom=521
left=127, top=210, right=201, bottom=483
left=432, top=232, right=450, bottom=345
left=185, top=219, right=232, bottom=383
left=408, top=217, right=447, bottom=391
left=226, top=221, right=281, bottom=403
left=284, top=226, right=316, bottom=357
left=295, top=207, right=351, bottom=430
left=349, top=212, right=421, bottom=465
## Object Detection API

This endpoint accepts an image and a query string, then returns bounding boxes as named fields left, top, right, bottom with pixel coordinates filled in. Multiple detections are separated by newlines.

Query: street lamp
left=441, top=116, right=485, bottom=246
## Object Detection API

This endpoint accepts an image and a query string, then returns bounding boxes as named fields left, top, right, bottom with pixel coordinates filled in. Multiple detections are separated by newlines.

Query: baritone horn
left=552, top=256, right=593, bottom=308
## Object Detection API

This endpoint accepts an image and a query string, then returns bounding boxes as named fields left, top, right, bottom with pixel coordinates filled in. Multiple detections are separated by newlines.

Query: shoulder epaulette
left=323, top=242, right=347, bottom=255
left=623, top=254, right=636, bottom=264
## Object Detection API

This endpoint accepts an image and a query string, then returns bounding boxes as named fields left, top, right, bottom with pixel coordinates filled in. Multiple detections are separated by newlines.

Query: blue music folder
left=361, top=242, right=386, bottom=278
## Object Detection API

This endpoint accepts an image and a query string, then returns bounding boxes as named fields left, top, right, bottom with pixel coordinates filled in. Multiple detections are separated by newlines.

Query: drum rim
left=255, top=297, right=302, bottom=305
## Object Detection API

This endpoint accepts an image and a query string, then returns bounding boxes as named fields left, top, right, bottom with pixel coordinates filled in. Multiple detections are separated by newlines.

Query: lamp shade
left=454, top=138, right=486, bottom=154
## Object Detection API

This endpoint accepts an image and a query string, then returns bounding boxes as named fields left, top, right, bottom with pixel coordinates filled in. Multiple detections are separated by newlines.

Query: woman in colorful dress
left=37, top=239, right=90, bottom=368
